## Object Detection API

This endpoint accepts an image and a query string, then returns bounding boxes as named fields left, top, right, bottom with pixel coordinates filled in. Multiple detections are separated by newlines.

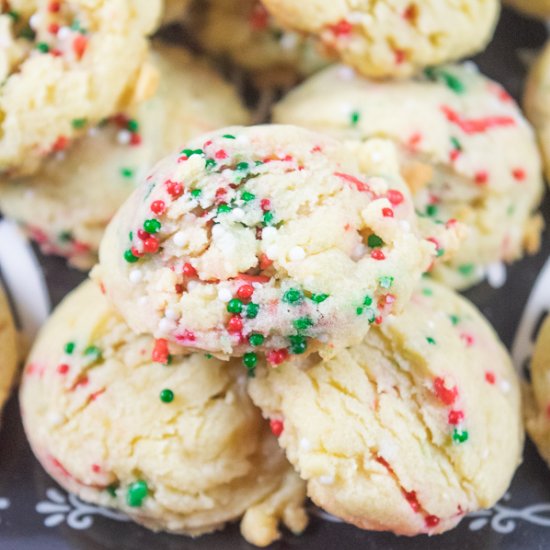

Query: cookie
left=260, top=0, right=500, bottom=78
left=95, top=125, right=460, bottom=361
left=0, top=0, right=162, bottom=177
left=525, top=41, right=550, bottom=183
left=0, top=44, right=249, bottom=270
left=191, top=0, right=327, bottom=86
left=504, top=0, right=550, bottom=18
left=274, top=63, right=544, bottom=289
left=162, top=0, right=191, bottom=25
left=525, top=317, right=550, bottom=467
left=0, top=284, right=17, bottom=416
left=20, top=281, right=308, bottom=546
left=248, top=279, right=523, bottom=536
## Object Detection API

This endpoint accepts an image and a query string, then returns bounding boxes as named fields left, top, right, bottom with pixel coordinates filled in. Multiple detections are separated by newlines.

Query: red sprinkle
left=52, top=136, right=68, bottom=152
left=450, top=149, right=461, bottom=162
left=335, top=172, right=371, bottom=193
left=407, top=132, right=422, bottom=150
left=267, top=349, right=289, bottom=365
left=460, top=333, right=475, bottom=347
left=433, top=377, right=458, bottom=406
left=150, top=200, right=166, bottom=215
left=73, top=35, right=88, bottom=59
left=166, top=180, right=183, bottom=198
left=512, top=168, right=526, bottom=181
left=182, top=262, right=198, bottom=278
left=382, top=207, right=394, bottom=218
left=394, top=49, right=406, bottom=64
left=387, top=189, right=404, bottom=205
left=474, top=171, right=488, bottom=185
left=249, top=3, right=269, bottom=30
left=269, top=419, right=284, bottom=437
left=215, top=149, right=227, bottom=160
left=48, top=1, right=61, bottom=12
left=152, top=339, right=169, bottom=364
left=130, top=133, right=142, bottom=146
left=236, top=273, right=270, bottom=283
left=328, top=19, right=353, bottom=36
left=403, top=490, right=421, bottom=513
left=441, top=105, right=515, bottom=134
left=259, top=254, right=273, bottom=270
left=448, top=410, right=464, bottom=425
left=371, top=249, right=385, bottom=261
left=485, top=371, right=496, bottom=385
left=91, top=464, right=101, bottom=473
left=260, top=199, right=271, bottom=211
left=425, top=515, right=440, bottom=528
left=227, top=315, right=243, bottom=333
left=143, top=237, right=159, bottom=254
left=137, top=229, right=149, bottom=241
left=236, top=284, right=254, bottom=300
left=57, top=364, right=70, bottom=374
left=131, top=246, right=143, bottom=258
left=48, top=23, right=59, bottom=34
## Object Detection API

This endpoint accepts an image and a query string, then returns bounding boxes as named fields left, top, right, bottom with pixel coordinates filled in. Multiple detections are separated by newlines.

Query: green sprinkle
left=7, top=10, right=20, bottom=21
left=120, top=167, right=135, bottom=179
left=243, top=352, right=257, bottom=376
left=241, top=191, right=255, bottom=202
left=127, top=119, right=139, bottom=132
left=458, top=264, right=475, bottom=276
left=310, top=293, right=329, bottom=304
left=84, top=346, right=102, bottom=364
left=129, top=231, right=133, bottom=241
left=367, top=234, right=384, bottom=248
left=222, top=134, right=236, bottom=139
left=248, top=333, right=265, bottom=347
left=422, top=288, right=433, bottom=296
left=426, top=204, right=438, bottom=217
left=36, top=42, right=49, bottom=53
left=356, top=307, right=364, bottom=316
left=378, top=276, right=394, bottom=289
left=124, top=249, right=139, bottom=263
left=236, top=162, right=249, bottom=171
left=437, top=248, right=445, bottom=258
left=190, top=189, right=202, bottom=198
left=507, top=204, right=515, bottom=216
left=450, top=136, right=462, bottom=151
left=364, top=308, right=376, bottom=323
left=443, top=73, right=465, bottom=94
left=64, top=342, right=76, bottom=355
left=246, top=303, right=259, bottom=318
left=255, top=160, right=264, bottom=166
left=283, top=288, right=303, bottom=305
left=58, top=230, right=73, bottom=243
left=363, top=295, right=373, bottom=306
left=143, top=219, right=161, bottom=234
left=449, top=314, right=460, bottom=326
left=350, top=110, right=361, bottom=126
left=181, top=148, right=203, bottom=157
left=426, top=337, right=436, bottom=345
left=106, top=485, right=117, bottom=498
left=205, top=158, right=216, bottom=170
left=293, top=317, right=313, bottom=331
left=160, top=389, right=174, bottom=403
left=227, top=298, right=243, bottom=314
left=262, top=211, right=274, bottom=226
left=205, top=353, right=213, bottom=359
left=217, top=203, right=232, bottom=214
left=288, top=335, right=307, bottom=355
left=165, top=355, right=173, bottom=365
left=126, top=480, right=148, bottom=507
left=452, top=429, right=469, bottom=444
left=71, top=118, right=87, bottom=129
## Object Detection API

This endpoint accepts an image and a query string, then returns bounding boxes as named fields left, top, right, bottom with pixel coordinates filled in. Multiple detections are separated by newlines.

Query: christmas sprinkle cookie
left=0, top=0, right=162, bottom=177
left=504, top=0, right=550, bottom=18
left=525, top=41, right=550, bottom=182
left=191, top=0, right=327, bottom=87
left=260, top=0, right=500, bottom=78
left=274, top=63, right=544, bottom=289
left=0, top=44, right=249, bottom=270
left=525, top=317, right=550, bottom=468
left=95, top=125, right=449, bottom=362
left=0, top=284, right=17, bottom=417
left=248, top=279, right=523, bottom=536
left=20, top=282, right=308, bottom=547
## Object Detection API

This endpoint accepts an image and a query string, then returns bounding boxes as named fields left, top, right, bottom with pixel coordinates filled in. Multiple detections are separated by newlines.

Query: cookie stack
left=1, top=0, right=548, bottom=547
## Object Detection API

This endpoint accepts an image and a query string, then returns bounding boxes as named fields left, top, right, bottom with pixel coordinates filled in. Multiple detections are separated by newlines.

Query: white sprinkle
left=279, top=32, right=298, bottom=50
left=486, top=262, right=507, bottom=289
left=235, top=134, right=250, bottom=146
left=129, top=269, right=142, bottom=284
left=165, top=307, right=179, bottom=320
left=318, top=475, right=334, bottom=485
left=500, top=380, right=511, bottom=393
left=299, top=437, right=311, bottom=451
left=47, top=412, right=64, bottom=427
left=173, top=231, right=187, bottom=247
left=158, top=318, right=176, bottom=333
left=337, top=65, right=356, bottom=81
left=262, top=226, right=277, bottom=241
left=29, top=14, right=41, bottom=29
left=289, top=246, right=306, bottom=261
left=252, top=282, right=262, bottom=289
left=58, top=26, right=71, bottom=40
left=117, top=130, right=132, bottom=145
left=266, top=244, right=279, bottom=259
left=231, top=208, right=245, bottom=221
left=399, top=220, right=411, bottom=232
left=352, top=243, right=367, bottom=260
left=218, top=288, right=232, bottom=302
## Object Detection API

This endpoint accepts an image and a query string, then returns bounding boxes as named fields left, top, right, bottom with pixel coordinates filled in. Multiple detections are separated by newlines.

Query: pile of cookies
left=0, top=0, right=550, bottom=547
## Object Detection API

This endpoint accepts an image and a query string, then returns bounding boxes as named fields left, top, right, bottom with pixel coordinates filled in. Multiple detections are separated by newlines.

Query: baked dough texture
left=0, top=0, right=163, bottom=176
left=96, top=125, right=461, bottom=360
left=260, top=0, right=500, bottom=78
left=505, top=0, right=550, bottom=18
left=274, top=63, right=544, bottom=289
left=20, top=281, right=307, bottom=547
left=248, top=279, right=523, bottom=536
left=0, top=284, right=17, bottom=416
left=0, top=44, right=249, bottom=270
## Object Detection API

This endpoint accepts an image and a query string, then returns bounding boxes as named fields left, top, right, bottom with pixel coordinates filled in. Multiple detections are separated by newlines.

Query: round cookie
left=20, top=281, right=308, bottom=547
left=525, top=317, right=550, bottom=467
left=504, top=0, right=550, bottom=18
left=260, top=0, right=500, bottom=79
left=274, top=63, right=544, bottom=289
left=95, top=125, right=458, bottom=361
left=525, top=41, right=550, bottom=183
left=191, top=0, right=327, bottom=86
left=0, top=284, right=17, bottom=416
left=0, top=0, right=162, bottom=177
left=248, top=279, right=523, bottom=536
left=0, top=44, right=249, bottom=270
